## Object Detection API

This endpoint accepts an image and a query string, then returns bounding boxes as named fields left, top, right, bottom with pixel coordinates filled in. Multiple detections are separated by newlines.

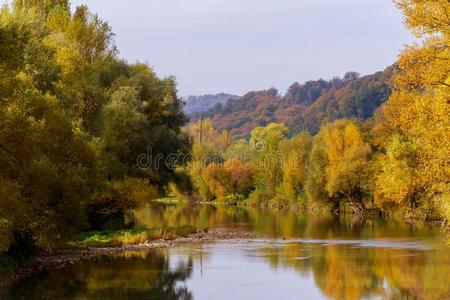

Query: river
left=7, top=203, right=450, bottom=299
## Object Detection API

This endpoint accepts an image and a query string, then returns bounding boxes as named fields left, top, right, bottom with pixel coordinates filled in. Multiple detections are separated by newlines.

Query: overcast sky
left=4, top=0, right=413, bottom=96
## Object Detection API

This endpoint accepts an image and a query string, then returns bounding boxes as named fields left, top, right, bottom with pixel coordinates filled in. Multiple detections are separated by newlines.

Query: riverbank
left=1, top=228, right=254, bottom=290
left=191, top=198, right=446, bottom=226
left=4, top=204, right=449, bottom=300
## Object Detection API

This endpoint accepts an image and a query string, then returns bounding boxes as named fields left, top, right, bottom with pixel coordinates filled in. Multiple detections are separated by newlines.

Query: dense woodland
left=0, top=0, right=449, bottom=262
left=191, top=68, right=393, bottom=139
left=0, top=0, right=190, bottom=255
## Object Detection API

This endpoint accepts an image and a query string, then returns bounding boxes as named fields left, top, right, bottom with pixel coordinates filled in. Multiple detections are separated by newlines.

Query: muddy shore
left=2, top=229, right=254, bottom=290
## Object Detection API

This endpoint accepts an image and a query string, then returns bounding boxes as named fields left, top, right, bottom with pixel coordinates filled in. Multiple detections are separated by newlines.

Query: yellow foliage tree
left=323, top=121, right=372, bottom=214
left=249, top=123, right=289, bottom=199
left=374, top=1, right=450, bottom=221
left=279, top=131, right=311, bottom=202
left=187, top=118, right=232, bottom=152
left=394, top=0, right=450, bottom=91
left=307, top=120, right=372, bottom=214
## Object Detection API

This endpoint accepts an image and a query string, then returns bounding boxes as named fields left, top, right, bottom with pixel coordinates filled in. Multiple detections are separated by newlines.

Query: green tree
left=0, top=1, right=191, bottom=253
left=249, top=123, right=288, bottom=200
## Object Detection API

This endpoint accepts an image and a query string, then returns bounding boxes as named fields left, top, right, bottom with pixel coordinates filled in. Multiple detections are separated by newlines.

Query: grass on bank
left=71, top=225, right=199, bottom=248
left=152, top=197, right=180, bottom=204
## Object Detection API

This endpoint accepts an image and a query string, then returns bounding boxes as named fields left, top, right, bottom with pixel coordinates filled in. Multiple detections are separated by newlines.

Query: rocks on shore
left=4, top=228, right=254, bottom=289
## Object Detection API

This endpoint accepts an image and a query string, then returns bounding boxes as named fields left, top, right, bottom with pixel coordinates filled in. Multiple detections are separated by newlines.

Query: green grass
left=152, top=197, right=180, bottom=204
left=71, top=225, right=198, bottom=248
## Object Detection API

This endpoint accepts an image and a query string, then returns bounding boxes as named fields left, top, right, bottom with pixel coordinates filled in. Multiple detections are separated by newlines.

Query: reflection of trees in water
left=311, top=245, right=383, bottom=300
left=19, top=204, right=444, bottom=300
left=256, top=239, right=450, bottom=300
left=9, top=250, right=193, bottom=300
left=134, top=204, right=450, bottom=299
left=135, top=203, right=443, bottom=241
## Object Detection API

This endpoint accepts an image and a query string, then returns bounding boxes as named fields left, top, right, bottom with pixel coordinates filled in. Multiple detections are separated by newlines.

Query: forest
left=190, top=68, right=393, bottom=139
left=0, top=0, right=449, bottom=266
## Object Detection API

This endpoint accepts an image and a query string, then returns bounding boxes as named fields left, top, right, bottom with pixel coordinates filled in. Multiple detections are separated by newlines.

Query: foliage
left=91, top=178, right=159, bottom=228
left=393, top=0, right=450, bottom=92
left=185, top=143, right=221, bottom=201
left=187, top=118, right=232, bottom=152
left=373, top=0, right=450, bottom=222
left=0, top=0, right=189, bottom=255
left=279, top=131, right=311, bottom=202
left=190, top=68, right=393, bottom=139
left=305, top=120, right=372, bottom=214
left=202, top=158, right=255, bottom=199
left=249, top=123, right=288, bottom=198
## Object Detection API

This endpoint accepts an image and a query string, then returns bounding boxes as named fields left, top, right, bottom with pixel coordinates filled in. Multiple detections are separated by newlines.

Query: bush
left=88, top=178, right=158, bottom=230
left=221, top=193, right=246, bottom=205
left=202, top=158, right=255, bottom=199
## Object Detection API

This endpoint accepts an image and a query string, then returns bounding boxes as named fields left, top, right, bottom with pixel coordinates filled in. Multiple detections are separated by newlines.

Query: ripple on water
left=277, top=238, right=432, bottom=250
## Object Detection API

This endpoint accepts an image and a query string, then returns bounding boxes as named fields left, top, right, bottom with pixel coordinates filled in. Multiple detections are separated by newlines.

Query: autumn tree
left=202, top=158, right=255, bottom=201
left=393, top=0, right=450, bottom=92
left=185, top=143, right=221, bottom=202
left=279, top=131, right=311, bottom=202
left=307, top=120, right=372, bottom=214
left=187, top=118, right=231, bottom=152
left=374, top=0, right=450, bottom=222
left=249, top=123, right=288, bottom=200
left=0, top=1, right=191, bottom=252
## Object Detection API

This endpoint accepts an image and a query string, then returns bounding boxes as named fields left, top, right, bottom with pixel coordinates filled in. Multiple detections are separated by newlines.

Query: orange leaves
left=202, top=158, right=254, bottom=199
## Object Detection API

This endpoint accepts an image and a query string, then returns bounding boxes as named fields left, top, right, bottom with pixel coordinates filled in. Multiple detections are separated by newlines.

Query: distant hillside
left=191, top=67, right=394, bottom=139
left=183, top=93, right=240, bottom=114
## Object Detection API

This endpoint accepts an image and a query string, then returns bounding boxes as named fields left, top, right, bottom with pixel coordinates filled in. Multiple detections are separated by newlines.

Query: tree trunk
left=350, top=200, right=367, bottom=216
left=330, top=201, right=340, bottom=214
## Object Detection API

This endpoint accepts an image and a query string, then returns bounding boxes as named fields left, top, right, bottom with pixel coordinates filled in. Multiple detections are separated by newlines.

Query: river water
left=7, top=203, right=450, bottom=299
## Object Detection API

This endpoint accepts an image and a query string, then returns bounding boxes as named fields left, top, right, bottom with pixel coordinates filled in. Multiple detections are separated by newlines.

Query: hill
left=191, top=67, right=394, bottom=138
left=183, top=93, right=240, bottom=114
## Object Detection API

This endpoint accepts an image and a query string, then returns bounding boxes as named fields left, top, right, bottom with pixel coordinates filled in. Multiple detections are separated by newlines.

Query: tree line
left=190, top=67, right=393, bottom=139
left=181, top=0, right=449, bottom=224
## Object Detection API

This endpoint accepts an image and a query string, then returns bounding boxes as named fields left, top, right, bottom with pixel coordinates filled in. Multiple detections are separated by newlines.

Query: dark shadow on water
left=8, top=250, right=193, bottom=300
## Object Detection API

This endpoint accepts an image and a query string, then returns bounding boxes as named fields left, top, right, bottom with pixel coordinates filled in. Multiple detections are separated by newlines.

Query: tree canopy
left=0, top=1, right=190, bottom=252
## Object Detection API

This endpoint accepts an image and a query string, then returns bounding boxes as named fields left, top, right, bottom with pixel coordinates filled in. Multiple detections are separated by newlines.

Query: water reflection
left=7, top=204, right=450, bottom=300
left=134, top=203, right=443, bottom=241
left=9, top=250, right=194, bottom=300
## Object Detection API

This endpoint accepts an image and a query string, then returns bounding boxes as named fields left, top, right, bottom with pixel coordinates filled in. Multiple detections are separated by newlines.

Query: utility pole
left=199, top=115, right=203, bottom=144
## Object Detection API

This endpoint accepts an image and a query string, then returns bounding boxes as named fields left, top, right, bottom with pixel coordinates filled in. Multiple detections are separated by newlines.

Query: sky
left=4, top=0, right=414, bottom=96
